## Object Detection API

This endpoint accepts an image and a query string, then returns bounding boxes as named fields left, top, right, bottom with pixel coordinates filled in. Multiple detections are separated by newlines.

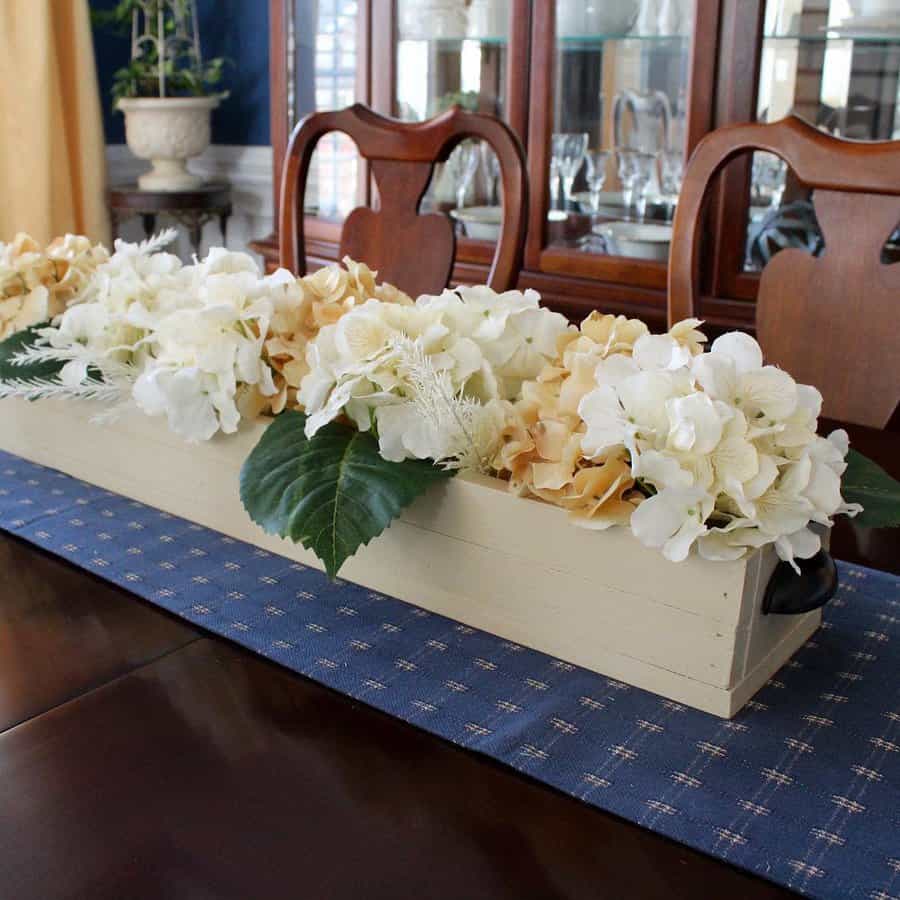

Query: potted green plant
left=95, top=0, right=227, bottom=191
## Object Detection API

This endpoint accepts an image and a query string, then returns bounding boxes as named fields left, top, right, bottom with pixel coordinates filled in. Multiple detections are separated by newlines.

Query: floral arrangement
left=0, top=232, right=896, bottom=578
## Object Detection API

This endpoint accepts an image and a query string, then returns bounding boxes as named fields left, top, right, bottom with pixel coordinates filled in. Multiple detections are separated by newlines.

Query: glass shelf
left=397, top=32, right=699, bottom=49
left=397, top=35, right=508, bottom=47
left=764, top=31, right=900, bottom=44
left=555, top=30, right=900, bottom=47
left=559, top=33, right=690, bottom=44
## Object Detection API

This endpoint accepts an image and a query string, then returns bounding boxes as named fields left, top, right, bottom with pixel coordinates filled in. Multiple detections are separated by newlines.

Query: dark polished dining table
left=0, top=418, right=896, bottom=900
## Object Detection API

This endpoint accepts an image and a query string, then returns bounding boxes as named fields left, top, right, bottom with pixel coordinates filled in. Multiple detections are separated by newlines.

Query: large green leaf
left=0, top=323, right=62, bottom=383
left=240, top=409, right=454, bottom=577
left=842, top=448, right=900, bottom=529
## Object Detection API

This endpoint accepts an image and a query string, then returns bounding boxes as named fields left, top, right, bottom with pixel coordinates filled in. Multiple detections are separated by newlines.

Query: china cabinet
left=253, top=0, right=900, bottom=330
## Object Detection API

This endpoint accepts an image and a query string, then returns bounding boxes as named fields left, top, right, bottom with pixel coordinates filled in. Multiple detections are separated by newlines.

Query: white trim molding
left=106, top=144, right=274, bottom=259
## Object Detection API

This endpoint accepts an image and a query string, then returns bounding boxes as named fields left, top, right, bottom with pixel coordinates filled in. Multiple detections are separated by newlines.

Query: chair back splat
left=669, top=116, right=900, bottom=429
left=279, top=103, right=528, bottom=299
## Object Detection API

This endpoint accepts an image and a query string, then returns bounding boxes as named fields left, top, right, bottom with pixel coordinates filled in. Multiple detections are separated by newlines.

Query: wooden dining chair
left=669, top=116, right=900, bottom=429
left=279, top=104, right=528, bottom=298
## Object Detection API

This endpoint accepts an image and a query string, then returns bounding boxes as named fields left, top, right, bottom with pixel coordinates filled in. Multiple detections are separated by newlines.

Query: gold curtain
left=0, top=0, right=110, bottom=245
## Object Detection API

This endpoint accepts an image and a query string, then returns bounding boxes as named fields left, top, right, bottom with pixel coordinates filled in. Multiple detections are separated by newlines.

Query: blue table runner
left=0, top=449, right=897, bottom=899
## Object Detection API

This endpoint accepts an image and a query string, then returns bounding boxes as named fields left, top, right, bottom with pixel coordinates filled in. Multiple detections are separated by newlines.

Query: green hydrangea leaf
left=0, top=323, right=61, bottom=382
left=842, top=448, right=900, bottom=529
left=240, top=409, right=454, bottom=577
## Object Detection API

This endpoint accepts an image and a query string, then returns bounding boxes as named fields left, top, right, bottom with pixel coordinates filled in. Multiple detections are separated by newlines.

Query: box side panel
left=1, top=399, right=752, bottom=700
left=733, top=544, right=822, bottom=682
left=405, top=474, right=752, bottom=627
left=5, top=399, right=752, bottom=623
left=728, top=612, right=821, bottom=716
left=743, top=607, right=822, bottom=683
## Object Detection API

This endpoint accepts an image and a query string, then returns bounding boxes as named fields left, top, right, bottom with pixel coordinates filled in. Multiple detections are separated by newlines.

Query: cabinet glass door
left=395, top=0, right=512, bottom=235
left=292, top=0, right=363, bottom=220
left=744, top=0, right=900, bottom=271
left=547, top=0, right=696, bottom=263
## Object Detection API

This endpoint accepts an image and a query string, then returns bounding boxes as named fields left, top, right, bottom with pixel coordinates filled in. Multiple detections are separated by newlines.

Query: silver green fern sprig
left=388, top=335, right=502, bottom=473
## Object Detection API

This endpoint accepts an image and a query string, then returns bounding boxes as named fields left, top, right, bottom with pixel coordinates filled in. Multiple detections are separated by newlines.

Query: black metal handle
left=762, top=550, right=838, bottom=616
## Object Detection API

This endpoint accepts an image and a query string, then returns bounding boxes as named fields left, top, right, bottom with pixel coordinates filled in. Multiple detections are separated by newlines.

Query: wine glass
left=480, top=142, right=501, bottom=206
left=657, top=149, right=684, bottom=221
left=552, top=132, right=589, bottom=211
left=549, top=156, right=563, bottom=214
left=583, top=149, right=610, bottom=223
left=616, top=149, right=655, bottom=220
left=446, top=142, right=481, bottom=211
left=752, top=152, right=788, bottom=210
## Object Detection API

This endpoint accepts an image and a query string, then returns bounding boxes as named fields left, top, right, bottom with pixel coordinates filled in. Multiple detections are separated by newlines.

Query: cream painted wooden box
left=1, top=398, right=821, bottom=717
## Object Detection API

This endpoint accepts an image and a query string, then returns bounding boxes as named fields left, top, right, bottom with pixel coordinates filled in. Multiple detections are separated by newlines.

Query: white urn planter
left=118, top=96, right=220, bottom=192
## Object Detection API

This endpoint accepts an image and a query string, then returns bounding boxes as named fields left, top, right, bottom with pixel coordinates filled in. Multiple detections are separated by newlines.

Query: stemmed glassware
left=752, top=152, right=788, bottom=210
left=446, top=141, right=481, bottom=211
left=552, top=132, right=589, bottom=212
left=583, top=149, right=610, bottom=223
left=549, top=156, right=563, bottom=215
left=616, top=148, right=655, bottom=221
left=480, top=142, right=501, bottom=206
left=657, top=148, right=684, bottom=221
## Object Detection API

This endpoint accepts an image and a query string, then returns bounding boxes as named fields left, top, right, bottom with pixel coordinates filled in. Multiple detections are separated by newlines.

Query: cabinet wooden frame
left=254, top=0, right=787, bottom=328
left=523, top=0, right=721, bottom=283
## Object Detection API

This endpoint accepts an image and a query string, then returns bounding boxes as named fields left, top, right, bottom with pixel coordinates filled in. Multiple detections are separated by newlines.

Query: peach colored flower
left=260, top=258, right=412, bottom=415
left=557, top=456, right=638, bottom=529
left=492, top=310, right=652, bottom=524
left=0, top=286, right=49, bottom=340
left=495, top=387, right=584, bottom=500
left=45, top=235, right=109, bottom=307
left=494, top=413, right=537, bottom=491
left=579, top=311, right=650, bottom=356
left=0, top=233, right=108, bottom=339
left=668, top=317, right=707, bottom=356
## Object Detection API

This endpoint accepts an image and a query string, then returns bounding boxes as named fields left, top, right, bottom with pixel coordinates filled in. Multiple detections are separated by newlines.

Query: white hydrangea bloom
left=576, top=323, right=859, bottom=566
left=299, top=288, right=572, bottom=467
left=32, top=238, right=286, bottom=443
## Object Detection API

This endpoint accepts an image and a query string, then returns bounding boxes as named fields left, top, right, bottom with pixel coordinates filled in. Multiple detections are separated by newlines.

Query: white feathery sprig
left=9, top=342, right=76, bottom=367
left=135, top=228, right=178, bottom=255
left=387, top=335, right=501, bottom=473
left=0, top=377, right=123, bottom=403
left=2, top=341, right=139, bottom=409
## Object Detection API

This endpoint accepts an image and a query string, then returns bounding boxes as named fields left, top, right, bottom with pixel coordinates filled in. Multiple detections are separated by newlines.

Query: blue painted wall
left=91, top=1, right=271, bottom=146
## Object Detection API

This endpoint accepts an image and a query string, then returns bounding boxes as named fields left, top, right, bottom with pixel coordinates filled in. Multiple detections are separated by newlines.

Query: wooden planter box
left=1, top=398, right=821, bottom=717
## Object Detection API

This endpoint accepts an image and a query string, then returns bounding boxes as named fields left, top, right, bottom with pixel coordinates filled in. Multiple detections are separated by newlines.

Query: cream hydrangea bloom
left=298, top=286, right=570, bottom=467
left=131, top=252, right=280, bottom=442
left=261, top=257, right=412, bottom=410
left=33, top=239, right=290, bottom=443
left=0, top=233, right=108, bottom=339
left=579, top=311, right=649, bottom=356
left=493, top=309, right=859, bottom=567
